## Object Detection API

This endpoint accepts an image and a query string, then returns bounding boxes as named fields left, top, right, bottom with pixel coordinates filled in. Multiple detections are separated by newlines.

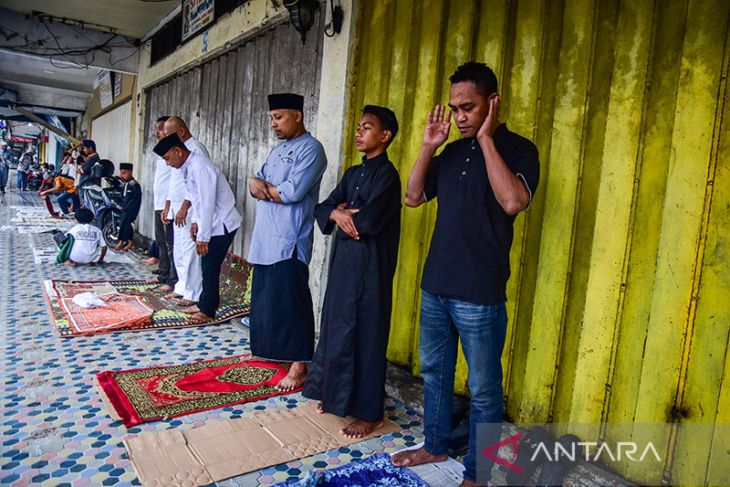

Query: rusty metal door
left=139, top=12, right=325, bottom=257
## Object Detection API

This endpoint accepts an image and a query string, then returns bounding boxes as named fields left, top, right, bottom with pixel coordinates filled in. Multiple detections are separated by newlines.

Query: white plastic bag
left=72, top=292, right=107, bottom=308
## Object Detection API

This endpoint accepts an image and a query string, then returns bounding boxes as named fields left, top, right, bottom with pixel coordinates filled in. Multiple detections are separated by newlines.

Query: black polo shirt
left=421, top=124, right=539, bottom=305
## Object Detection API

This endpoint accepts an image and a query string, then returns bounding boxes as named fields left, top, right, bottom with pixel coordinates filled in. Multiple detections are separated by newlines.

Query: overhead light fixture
left=43, top=69, right=55, bottom=74
left=283, top=0, right=319, bottom=44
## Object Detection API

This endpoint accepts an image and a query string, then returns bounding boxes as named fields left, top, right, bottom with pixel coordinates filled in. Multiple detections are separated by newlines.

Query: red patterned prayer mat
left=59, top=293, right=154, bottom=335
left=96, top=356, right=294, bottom=427
left=44, top=274, right=252, bottom=337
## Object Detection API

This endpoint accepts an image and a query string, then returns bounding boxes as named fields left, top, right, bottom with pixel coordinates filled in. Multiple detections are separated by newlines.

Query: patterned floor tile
left=0, top=190, right=430, bottom=486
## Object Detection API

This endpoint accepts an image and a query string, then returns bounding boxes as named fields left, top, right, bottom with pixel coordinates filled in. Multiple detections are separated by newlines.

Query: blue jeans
left=16, top=171, right=27, bottom=190
left=419, top=290, right=507, bottom=483
left=56, top=192, right=80, bottom=214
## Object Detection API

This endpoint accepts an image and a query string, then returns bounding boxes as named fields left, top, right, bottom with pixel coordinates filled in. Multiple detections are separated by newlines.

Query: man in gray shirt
left=247, top=93, right=327, bottom=392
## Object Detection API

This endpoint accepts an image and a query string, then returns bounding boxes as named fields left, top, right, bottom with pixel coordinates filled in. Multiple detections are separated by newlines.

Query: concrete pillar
left=309, top=0, right=359, bottom=326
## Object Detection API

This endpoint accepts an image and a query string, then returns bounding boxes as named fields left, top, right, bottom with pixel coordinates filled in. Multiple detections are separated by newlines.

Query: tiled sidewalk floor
left=0, top=190, right=427, bottom=486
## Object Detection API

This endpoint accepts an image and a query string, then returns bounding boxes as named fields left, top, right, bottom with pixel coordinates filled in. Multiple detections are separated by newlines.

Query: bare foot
left=156, top=284, right=173, bottom=292
left=275, top=362, right=307, bottom=392
left=391, top=447, right=448, bottom=468
left=316, top=402, right=324, bottom=414
left=181, top=305, right=201, bottom=313
left=64, top=260, right=77, bottom=267
left=113, top=243, right=125, bottom=251
left=341, top=419, right=384, bottom=439
left=164, top=292, right=182, bottom=299
left=177, top=299, right=198, bottom=307
left=123, top=242, right=135, bottom=251
left=145, top=257, right=159, bottom=265
left=187, top=311, right=213, bottom=324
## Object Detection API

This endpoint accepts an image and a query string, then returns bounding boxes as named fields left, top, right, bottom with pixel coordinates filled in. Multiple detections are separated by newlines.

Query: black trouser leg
left=154, top=210, right=177, bottom=285
left=198, top=229, right=236, bottom=317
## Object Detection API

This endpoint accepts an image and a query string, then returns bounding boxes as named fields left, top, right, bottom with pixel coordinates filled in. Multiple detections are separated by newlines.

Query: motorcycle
left=80, top=160, right=124, bottom=247
left=27, top=164, right=43, bottom=192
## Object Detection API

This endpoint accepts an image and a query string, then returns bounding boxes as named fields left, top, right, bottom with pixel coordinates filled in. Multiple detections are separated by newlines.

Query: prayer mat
left=11, top=216, right=70, bottom=223
left=97, top=356, right=292, bottom=427
left=44, top=275, right=252, bottom=337
left=124, top=400, right=400, bottom=486
left=34, top=247, right=134, bottom=264
left=61, top=293, right=154, bottom=334
left=274, top=453, right=429, bottom=486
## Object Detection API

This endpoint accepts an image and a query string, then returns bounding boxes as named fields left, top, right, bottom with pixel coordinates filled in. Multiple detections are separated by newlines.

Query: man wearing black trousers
left=153, top=133, right=242, bottom=324
left=151, top=116, right=178, bottom=291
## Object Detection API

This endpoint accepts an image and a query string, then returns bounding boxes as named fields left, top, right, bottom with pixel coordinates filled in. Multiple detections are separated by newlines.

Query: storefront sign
left=97, top=70, right=114, bottom=109
left=182, top=0, right=215, bottom=42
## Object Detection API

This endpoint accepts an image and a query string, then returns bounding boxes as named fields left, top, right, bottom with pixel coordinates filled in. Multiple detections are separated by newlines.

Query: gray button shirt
left=247, top=132, right=327, bottom=266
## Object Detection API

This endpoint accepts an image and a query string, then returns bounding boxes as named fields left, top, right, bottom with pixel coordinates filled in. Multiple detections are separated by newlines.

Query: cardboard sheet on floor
left=124, top=401, right=400, bottom=486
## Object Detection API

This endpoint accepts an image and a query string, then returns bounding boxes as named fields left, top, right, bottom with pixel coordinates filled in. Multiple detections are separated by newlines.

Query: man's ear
left=295, top=110, right=303, bottom=123
left=381, top=130, right=392, bottom=145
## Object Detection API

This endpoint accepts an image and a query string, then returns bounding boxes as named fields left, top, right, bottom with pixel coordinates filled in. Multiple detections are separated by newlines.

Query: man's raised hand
left=477, top=94, right=500, bottom=141
left=424, top=104, right=451, bottom=149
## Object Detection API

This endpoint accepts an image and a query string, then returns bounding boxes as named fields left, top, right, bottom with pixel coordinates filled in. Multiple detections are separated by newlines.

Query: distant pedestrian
left=17, top=151, right=32, bottom=191
left=0, top=144, right=10, bottom=195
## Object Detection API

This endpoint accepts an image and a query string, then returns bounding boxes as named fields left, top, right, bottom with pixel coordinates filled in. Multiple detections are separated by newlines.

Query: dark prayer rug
left=274, top=453, right=429, bottom=486
left=44, top=273, right=252, bottom=337
left=97, top=356, right=294, bottom=427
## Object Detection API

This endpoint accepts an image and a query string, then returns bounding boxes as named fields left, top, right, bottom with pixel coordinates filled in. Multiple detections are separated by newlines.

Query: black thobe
left=303, top=152, right=401, bottom=422
left=119, top=178, right=142, bottom=241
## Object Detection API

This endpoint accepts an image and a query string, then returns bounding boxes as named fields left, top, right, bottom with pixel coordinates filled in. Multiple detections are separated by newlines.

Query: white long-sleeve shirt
left=165, top=137, right=210, bottom=218
left=153, top=156, right=171, bottom=210
left=181, top=150, right=241, bottom=243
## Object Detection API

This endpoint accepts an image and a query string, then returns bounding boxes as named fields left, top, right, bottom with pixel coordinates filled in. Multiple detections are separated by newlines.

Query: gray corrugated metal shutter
left=139, top=12, right=325, bottom=257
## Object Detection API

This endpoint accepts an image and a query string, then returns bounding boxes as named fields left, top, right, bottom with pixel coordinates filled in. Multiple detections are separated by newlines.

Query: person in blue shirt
left=247, top=93, right=327, bottom=392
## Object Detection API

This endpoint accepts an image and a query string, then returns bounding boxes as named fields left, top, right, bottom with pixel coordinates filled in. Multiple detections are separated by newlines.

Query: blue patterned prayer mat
left=275, top=453, right=429, bottom=486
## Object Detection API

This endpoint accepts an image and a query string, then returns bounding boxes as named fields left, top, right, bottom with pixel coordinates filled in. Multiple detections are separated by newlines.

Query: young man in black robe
left=303, top=105, right=402, bottom=438
left=115, top=163, right=142, bottom=251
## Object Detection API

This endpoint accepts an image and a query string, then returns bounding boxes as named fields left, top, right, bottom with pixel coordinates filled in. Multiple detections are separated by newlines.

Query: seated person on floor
left=40, top=174, right=80, bottom=216
left=115, top=163, right=142, bottom=252
left=57, top=208, right=107, bottom=267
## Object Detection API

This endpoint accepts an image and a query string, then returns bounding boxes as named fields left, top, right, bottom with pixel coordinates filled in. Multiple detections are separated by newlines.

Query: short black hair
left=362, top=105, right=399, bottom=146
left=156, top=116, right=170, bottom=123
left=449, top=62, right=498, bottom=97
left=74, top=208, right=94, bottom=224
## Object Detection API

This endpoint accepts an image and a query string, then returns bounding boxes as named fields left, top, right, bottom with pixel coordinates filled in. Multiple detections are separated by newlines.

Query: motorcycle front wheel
left=101, top=213, right=120, bottom=248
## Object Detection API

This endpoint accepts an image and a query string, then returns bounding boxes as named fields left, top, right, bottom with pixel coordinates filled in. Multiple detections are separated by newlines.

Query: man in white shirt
left=153, top=133, right=242, bottom=324
left=62, top=208, right=107, bottom=266
left=161, top=116, right=209, bottom=305
left=151, top=116, right=178, bottom=291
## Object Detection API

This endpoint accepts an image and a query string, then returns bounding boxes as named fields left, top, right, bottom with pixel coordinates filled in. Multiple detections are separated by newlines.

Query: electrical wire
left=0, top=18, right=140, bottom=70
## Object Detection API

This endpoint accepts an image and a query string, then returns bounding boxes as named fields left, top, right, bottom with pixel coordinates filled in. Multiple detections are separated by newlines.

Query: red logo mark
left=481, top=432, right=524, bottom=473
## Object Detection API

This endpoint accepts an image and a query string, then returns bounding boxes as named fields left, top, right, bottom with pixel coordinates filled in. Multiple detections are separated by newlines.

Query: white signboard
left=97, top=70, right=113, bottom=109
left=182, top=0, right=215, bottom=42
